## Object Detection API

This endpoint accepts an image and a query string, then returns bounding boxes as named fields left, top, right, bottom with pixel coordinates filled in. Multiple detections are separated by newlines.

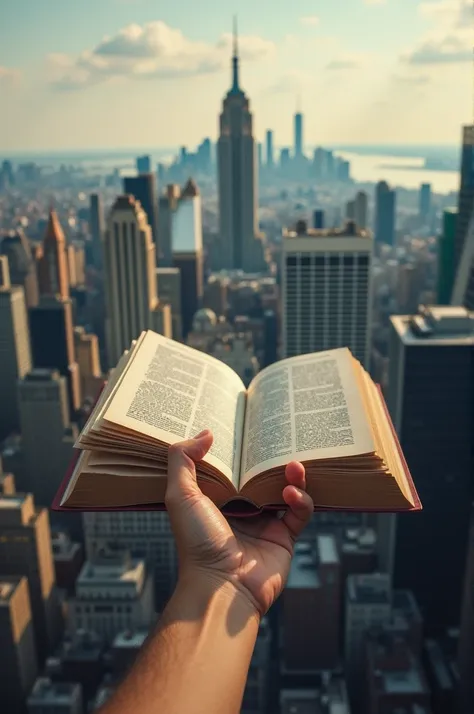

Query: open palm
left=166, top=431, right=314, bottom=616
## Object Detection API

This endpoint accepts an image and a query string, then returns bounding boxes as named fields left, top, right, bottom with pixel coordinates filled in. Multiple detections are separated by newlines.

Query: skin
left=100, top=429, right=314, bottom=714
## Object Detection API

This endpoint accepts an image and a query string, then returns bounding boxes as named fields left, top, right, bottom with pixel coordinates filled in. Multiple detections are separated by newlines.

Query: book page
left=240, top=348, right=374, bottom=486
left=103, top=331, right=247, bottom=487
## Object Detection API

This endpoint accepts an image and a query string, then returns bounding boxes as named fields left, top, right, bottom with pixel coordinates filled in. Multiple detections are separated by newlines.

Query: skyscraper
left=0, top=577, right=38, bottom=713
left=1, top=230, right=39, bottom=308
left=419, top=183, right=432, bottom=221
left=37, top=210, right=69, bottom=299
left=265, top=130, right=274, bottom=168
left=375, top=181, right=396, bottom=246
left=0, top=491, right=62, bottom=663
left=123, top=174, right=159, bottom=251
left=354, top=191, right=369, bottom=229
left=73, top=327, right=103, bottom=400
left=158, top=184, right=181, bottom=267
left=282, top=220, right=373, bottom=366
left=0, top=256, right=32, bottom=439
left=217, top=21, right=266, bottom=273
left=29, top=296, right=82, bottom=414
left=18, top=369, right=77, bottom=508
left=437, top=208, right=457, bottom=304
left=454, top=125, right=474, bottom=276
left=294, top=111, right=303, bottom=160
left=451, top=126, right=474, bottom=308
left=136, top=155, right=151, bottom=175
left=387, top=305, right=474, bottom=631
left=156, top=268, right=182, bottom=340
left=104, top=196, right=171, bottom=367
left=172, top=178, right=204, bottom=338
left=89, top=194, right=105, bottom=270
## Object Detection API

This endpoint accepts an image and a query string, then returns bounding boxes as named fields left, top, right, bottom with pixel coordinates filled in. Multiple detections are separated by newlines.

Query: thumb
left=166, top=430, right=213, bottom=506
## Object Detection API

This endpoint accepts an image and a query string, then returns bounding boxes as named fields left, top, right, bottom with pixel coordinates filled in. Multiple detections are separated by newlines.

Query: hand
left=165, top=430, right=314, bottom=618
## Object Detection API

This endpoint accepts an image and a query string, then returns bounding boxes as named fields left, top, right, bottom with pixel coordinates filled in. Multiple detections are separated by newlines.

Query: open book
left=55, top=330, right=421, bottom=514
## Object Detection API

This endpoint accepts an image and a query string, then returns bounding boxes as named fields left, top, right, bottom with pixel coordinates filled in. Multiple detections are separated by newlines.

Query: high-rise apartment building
left=123, top=174, right=159, bottom=249
left=217, top=23, right=266, bottom=272
left=1, top=230, right=39, bottom=307
left=0, top=492, right=62, bottom=663
left=89, top=194, right=105, bottom=270
left=375, top=181, right=396, bottom=246
left=419, top=183, right=432, bottom=220
left=172, top=179, right=204, bottom=337
left=0, top=577, right=38, bottom=714
left=265, top=130, right=274, bottom=168
left=282, top=220, right=373, bottom=366
left=294, top=112, right=303, bottom=159
left=18, top=370, right=77, bottom=508
left=29, top=296, right=82, bottom=414
left=0, top=257, right=32, bottom=439
left=387, top=305, right=474, bottom=631
left=354, top=190, right=368, bottom=229
left=156, top=267, right=182, bottom=340
left=82, top=512, right=177, bottom=610
left=37, top=210, right=69, bottom=300
left=104, top=195, right=171, bottom=367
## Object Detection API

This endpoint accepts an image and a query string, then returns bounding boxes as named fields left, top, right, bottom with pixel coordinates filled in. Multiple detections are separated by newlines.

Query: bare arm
left=100, top=430, right=313, bottom=714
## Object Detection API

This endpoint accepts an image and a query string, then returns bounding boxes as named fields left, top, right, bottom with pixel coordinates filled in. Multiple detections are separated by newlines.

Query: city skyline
left=0, top=0, right=471, bottom=152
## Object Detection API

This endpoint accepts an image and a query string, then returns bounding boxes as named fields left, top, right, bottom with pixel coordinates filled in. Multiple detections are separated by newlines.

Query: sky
left=0, top=0, right=471, bottom=152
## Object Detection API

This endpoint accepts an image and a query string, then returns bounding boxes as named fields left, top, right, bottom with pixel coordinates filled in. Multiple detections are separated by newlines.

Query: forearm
left=101, top=573, right=260, bottom=714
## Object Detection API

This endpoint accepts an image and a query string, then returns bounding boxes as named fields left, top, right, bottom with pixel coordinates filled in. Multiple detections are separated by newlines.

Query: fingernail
left=194, top=429, right=210, bottom=439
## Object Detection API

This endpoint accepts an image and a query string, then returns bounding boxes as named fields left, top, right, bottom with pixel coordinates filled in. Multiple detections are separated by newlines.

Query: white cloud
left=300, top=15, right=320, bottom=26
left=404, top=0, right=471, bottom=64
left=49, top=21, right=275, bottom=90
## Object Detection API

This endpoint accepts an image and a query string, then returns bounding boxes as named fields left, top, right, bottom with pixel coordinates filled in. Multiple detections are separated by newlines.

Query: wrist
left=173, top=568, right=262, bottom=625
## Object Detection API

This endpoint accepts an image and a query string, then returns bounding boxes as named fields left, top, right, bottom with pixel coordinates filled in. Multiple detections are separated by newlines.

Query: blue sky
left=0, top=0, right=471, bottom=151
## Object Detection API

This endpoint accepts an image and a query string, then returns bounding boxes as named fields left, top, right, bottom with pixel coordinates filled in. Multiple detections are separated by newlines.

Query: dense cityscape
left=0, top=9, right=473, bottom=714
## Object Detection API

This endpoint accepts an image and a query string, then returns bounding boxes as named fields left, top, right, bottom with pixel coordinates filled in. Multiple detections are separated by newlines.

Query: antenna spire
left=231, top=16, right=240, bottom=92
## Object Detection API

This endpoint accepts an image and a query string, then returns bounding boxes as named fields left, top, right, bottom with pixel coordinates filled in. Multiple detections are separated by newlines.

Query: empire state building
left=217, top=23, right=266, bottom=273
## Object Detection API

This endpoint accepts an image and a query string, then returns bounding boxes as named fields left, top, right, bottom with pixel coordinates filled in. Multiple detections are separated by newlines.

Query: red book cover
left=52, top=385, right=421, bottom=516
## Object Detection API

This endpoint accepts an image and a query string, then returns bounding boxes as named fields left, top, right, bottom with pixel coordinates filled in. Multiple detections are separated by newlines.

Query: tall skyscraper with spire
left=294, top=108, right=303, bottom=160
left=216, top=19, right=266, bottom=273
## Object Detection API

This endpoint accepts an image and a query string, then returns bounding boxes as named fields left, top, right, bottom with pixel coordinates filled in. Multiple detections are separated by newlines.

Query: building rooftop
left=284, top=219, right=372, bottom=241
left=391, top=305, right=474, bottom=346
left=28, top=678, right=81, bottom=705
left=23, top=368, right=61, bottom=383
left=156, top=267, right=180, bottom=275
left=280, top=676, right=350, bottom=714
left=112, top=630, right=148, bottom=650
left=317, top=534, right=339, bottom=565
left=287, top=552, right=320, bottom=589
left=76, top=555, right=146, bottom=595
left=347, top=573, right=391, bottom=605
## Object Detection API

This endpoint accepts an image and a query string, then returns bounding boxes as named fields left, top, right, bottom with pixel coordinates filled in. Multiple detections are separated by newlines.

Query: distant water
left=2, top=145, right=460, bottom=194
left=338, top=151, right=459, bottom=194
